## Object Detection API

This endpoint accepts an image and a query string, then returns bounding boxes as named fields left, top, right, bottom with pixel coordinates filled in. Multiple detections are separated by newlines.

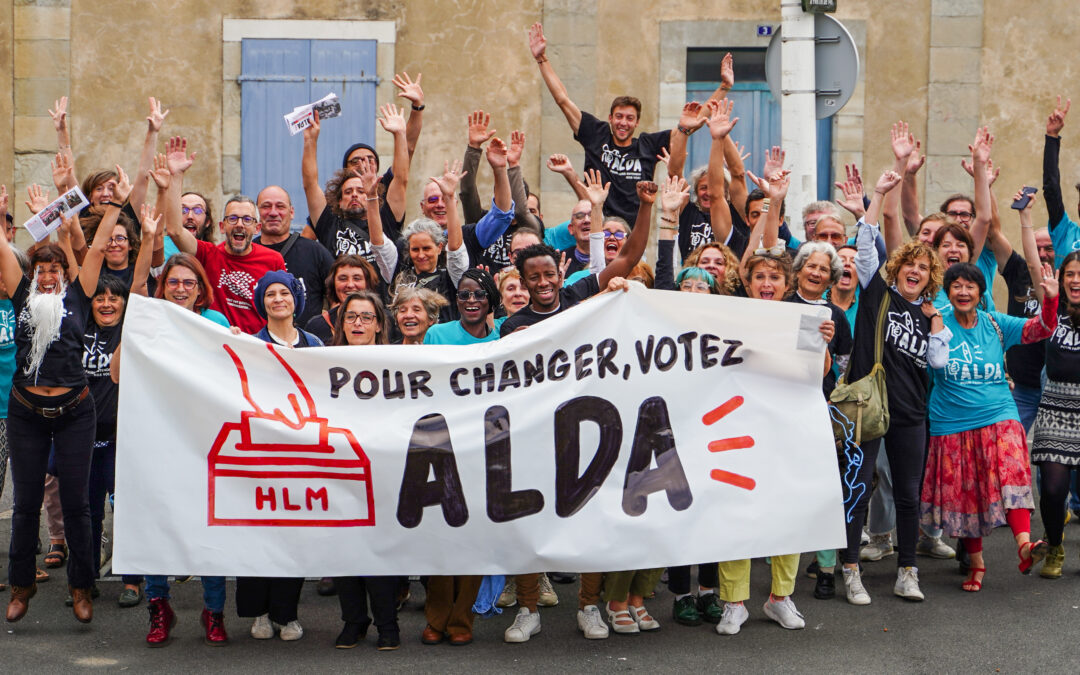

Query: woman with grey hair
left=390, top=286, right=448, bottom=345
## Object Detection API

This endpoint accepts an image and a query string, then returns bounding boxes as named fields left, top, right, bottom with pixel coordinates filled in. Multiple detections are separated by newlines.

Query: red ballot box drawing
left=208, top=343, right=374, bottom=527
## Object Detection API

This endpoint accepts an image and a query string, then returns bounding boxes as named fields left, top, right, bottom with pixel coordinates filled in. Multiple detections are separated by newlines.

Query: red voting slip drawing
left=207, top=343, right=375, bottom=527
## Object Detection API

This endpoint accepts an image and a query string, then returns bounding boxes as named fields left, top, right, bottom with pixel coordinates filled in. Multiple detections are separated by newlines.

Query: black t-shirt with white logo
left=574, top=111, right=670, bottom=226
left=83, top=321, right=122, bottom=439
left=314, top=202, right=403, bottom=262
left=1046, top=309, right=1080, bottom=384
left=499, top=274, right=601, bottom=337
left=1000, top=251, right=1045, bottom=389
left=11, top=276, right=91, bottom=389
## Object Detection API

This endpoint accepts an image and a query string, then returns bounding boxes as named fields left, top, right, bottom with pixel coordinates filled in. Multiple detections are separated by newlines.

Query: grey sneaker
left=860, top=533, right=894, bottom=562
left=715, top=602, right=749, bottom=635
left=762, top=596, right=805, bottom=629
left=916, top=535, right=956, bottom=559
left=250, top=614, right=274, bottom=639
left=537, top=573, right=559, bottom=607
left=893, top=566, right=925, bottom=601
left=496, top=578, right=517, bottom=608
left=277, top=620, right=304, bottom=641
left=842, top=567, right=871, bottom=605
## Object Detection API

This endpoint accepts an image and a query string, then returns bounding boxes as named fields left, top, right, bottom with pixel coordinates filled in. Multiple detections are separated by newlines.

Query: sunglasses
left=457, top=289, right=489, bottom=301
left=603, top=231, right=626, bottom=240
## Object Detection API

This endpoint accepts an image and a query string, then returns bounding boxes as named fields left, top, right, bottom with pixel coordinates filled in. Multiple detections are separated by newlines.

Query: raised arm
left=377, top=103, right=409, bottom=222
left=128, top=97, right=169, bottom=213
left=599, top=181, right=654, bottom=287
left=969, top=126, right=994, bottom=260
left=576, top=168, right=609, bottom=240
left=163, top=137, right=198, bottom=254
left=656, top=175, right=690, bottom=289
left=886, top=121, right=917, bottom=241
left=79, top=167, right=131, bottom=296
left=392, top=71, right=424, bottom=158
left=896, top=128, right=926, bottom=236
left=0, top=187, right=24, bottom=294
left=835, top=167, right=867, bottom=221
left=547, top=154, right=588, bottom=201
left=706, top=99, right=738, bottom=245
left=301, top=110, right=327, bottom=223
left=703, top=52, right=735, bottom=105
left=48, top=97, right=76, bottom=186
left=1015, top=186, right=1046, bottom=304
left=358, top=160, right=397, bottom=283
left=668, top=101, right=706, bottom=179
left=723, top=137, right=750, bottom=219
left=461, top=111, right=494, bottom=223
left=529, top=22, right=582, bottom=134
left=1044, top=95, right=1070, bottom=229
left=507, top=130, right=543, bottom=234
left=472, top=138, right=514, bottom=248
left=51, top=152, right=77, bottom=196
left=130, top=203, right=162, bottom=297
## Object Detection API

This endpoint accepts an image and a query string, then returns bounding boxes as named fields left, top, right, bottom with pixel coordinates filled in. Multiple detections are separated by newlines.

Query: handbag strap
left=873, top=293, right=891, bottom=367
left=984, top=311, right=1005, bottom=350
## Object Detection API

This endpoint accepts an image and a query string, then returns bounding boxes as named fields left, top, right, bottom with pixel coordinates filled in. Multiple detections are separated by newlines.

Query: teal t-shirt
left=933, top=247, right=997, bottom=313
left=1050, top=212, right=1080, bottom=269
left=544, top=221, right=576, bottom=251
left=928, top=309, right=1025, bottom=436
left=423, top=317, right=506, bottom=345
left=200, top=307, right=230, bottom=328
left=163, top=235, right=181, bottom=260
left=0, top=299, right=16, bottom=417
left=563, top=269, right=592, bottom=287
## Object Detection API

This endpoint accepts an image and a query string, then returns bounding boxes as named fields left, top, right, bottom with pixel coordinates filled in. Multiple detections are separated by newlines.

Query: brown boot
left=70, top=586, right=93, bottom=623
left=6, top=584, right=37, bottom=622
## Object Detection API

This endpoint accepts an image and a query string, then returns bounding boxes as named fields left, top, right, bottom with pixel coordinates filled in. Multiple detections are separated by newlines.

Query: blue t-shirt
left=0, top=299, right=16, bottom=417
left=163, top=235, right=181, bottom=260
left=424, top=317, right=506, bottom=345
left=200, top=307, right=230, bottom=328
left=1050, top=212, right=1080, bottom=269
left=928, top=309, right=1025, bottom=436
left=563, top=269, right=592, bottom=287
left=544, top=222, right=576, bottom=251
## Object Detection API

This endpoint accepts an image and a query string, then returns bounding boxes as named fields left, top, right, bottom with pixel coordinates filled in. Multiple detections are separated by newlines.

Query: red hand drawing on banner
left=207, top=343, right=375, bottom=527
left=703, top=396, right=756, bottom=490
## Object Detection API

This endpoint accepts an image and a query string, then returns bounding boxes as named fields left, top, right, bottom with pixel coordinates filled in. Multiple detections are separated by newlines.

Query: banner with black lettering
left=113, top=288, right=844, bottom=575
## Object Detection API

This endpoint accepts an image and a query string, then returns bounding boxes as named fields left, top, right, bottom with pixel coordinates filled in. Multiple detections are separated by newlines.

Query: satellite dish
left=764, top=14, right=859, bottom=119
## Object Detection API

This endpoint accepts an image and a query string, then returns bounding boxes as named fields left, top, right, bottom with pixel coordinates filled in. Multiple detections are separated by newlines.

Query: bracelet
left=365, top=196, right=379, bottom=201
left=660, top=225, right=679, bottom=232
left=106, top=201, right=124, bottom=208
left=677, top=125, right=693, bottom=136
left=535, top=56, right=548, bottom=64
left=659, top=216, right=677, bottom=224
left=1021, top=224, right=1033, bottom=229
left=929, top=312, right=941, bottom=320
left=411, top=104, right=425, bottom=111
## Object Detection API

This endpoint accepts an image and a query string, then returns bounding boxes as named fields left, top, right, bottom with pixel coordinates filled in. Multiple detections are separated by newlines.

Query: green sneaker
left=1040, top=544, right=1065, bottom=579
left=696, top=592, right=723, bottom=624
left=672, top=595, right=702, bottom=626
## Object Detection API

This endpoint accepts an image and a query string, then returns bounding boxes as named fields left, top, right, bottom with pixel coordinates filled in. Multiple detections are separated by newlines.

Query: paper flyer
left=23, top=186, right=89, bottom=242
left=284, top=92, right=342, bottom=135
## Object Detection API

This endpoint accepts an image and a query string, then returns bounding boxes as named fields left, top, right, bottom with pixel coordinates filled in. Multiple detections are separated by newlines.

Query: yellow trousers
left=717, top=554, right=800, bottom=603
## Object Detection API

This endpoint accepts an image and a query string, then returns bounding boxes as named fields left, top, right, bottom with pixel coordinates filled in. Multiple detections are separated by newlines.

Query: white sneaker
left=503, top=607, right=541, bottom=643
left=860, top=533, right=894, bottom=562
left=276, top=620, right=304, bottom=641
left=496, top=578, right=517, bottom=608
left=250, top=613, right=274, bottom=639
left=861, top=528, right=871, bottom=545
left=537, top=573, right=559, bottom=607
left=762, top=596, right=805, bottom=630
left=715, top=601, right=749, bottom=635
left=916, top=535, right=956, bottom=559
left=893, top=566, right=925, bottom=601
left=842, top=567, right=872, bottom=605
left=576, top=605, right=609, bottom=639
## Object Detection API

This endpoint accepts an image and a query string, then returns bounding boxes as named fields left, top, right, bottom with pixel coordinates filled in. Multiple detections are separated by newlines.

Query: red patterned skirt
left=920, top=419, right=1034, bottom=539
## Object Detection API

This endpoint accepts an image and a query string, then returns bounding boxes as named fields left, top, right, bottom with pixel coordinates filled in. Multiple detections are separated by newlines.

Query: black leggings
left=1038, top=462, right=1073, bottom=547
left=666, top=564, right=719, bottom=595
left=843, top=423, right=926, bottom=567
left=7, top=387, right=96, bottom=589
left=336, top=576, right=400, bottom=638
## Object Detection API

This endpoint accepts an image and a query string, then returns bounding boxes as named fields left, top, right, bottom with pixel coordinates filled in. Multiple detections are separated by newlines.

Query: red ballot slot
left=207, top=344, right=375, bottom=527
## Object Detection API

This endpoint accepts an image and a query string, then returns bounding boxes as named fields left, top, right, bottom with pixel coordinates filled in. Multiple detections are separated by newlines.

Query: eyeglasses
left=946, top=210, right=973, bottom=221
left=181, top=206, right=205, bottom=216
left=224, top=215, right=256, bottom=225
left=603, top=231, right=626, bottom=240
left=680, top=280, right=711, bottom=292
left=107, top=235, right=128, bottom=244
left=425, top=196, right=442, bottom=204
left=571, top=211, right=590, bottom=220
left=347, top=156, right=374, bottom=167
left=456, top=289, right=488, bottom=301
left=343, top=311, right=377, bottom=325
left=165, top=278, right=198, bottom=290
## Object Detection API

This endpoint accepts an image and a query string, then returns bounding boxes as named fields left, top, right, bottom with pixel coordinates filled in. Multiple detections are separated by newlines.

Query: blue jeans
left=145, top=575, right=226, bottom=612
left=1012, top=383, right=1043, bottom=433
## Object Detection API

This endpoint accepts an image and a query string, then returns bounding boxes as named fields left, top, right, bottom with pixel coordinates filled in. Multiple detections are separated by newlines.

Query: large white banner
left=114, top=288, right=844, bottom=576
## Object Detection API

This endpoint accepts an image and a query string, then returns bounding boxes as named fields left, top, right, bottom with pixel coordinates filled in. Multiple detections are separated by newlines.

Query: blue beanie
left=254, top=270, right=305, bottom=320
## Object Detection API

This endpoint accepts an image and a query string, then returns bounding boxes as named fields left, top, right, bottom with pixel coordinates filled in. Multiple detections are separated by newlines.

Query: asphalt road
left=3, top=484, right=1080, bottom=673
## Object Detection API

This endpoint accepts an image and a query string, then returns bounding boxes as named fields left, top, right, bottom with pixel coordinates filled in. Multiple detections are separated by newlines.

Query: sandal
left=1018, top=540, right=1048, bottom=575
left=43, top=543, right=67, bottom=569
left=628, top=604, right=660, bottom=631
left=961, top=567, right=986, bottom=592
left=605, top=603, right=640, bottom=635
left=35, top=567, right=50, bottom=583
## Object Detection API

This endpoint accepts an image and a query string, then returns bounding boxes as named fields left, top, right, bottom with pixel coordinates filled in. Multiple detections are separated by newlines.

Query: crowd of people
left=2, top=21, right=1080, bottom=651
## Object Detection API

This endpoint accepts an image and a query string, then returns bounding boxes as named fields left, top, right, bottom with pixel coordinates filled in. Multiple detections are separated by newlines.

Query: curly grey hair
left=792, top=241, right=844, bottom=286
left=401, top=217, right=446, bottom=247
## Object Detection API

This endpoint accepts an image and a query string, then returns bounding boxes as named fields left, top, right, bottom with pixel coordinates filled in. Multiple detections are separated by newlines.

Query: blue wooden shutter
left=241, top=39, right=378, bottom=228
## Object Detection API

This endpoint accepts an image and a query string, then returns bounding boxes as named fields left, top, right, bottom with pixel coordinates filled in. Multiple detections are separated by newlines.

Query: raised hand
left=660, top=174, right=691, bottom=214
left=529, top=22, right=547, bottom=60
left=762, top=146, right=785, bottom=181
left=558, top=250, right=570, bottom=283
left=113, top=165, right=133, bottom=204
left=467, top=110, right=496, bottom=148
left=763, top=170, right=791, bottom=202
left=706, top=99, right=738, bottom=140
left=429, top=159, right=468, bottom=198
left=0, top=185, right=8, bottom=223
left=904, top=139, right=926, bottom=175
left=507, top=130, right=526, bottom=167
left=377, top=103, right=407, bottom=135
left=842, top=163, right=864, bottom=194
left=1047, top=95, right=1071, bottom=138
left=166, top=136, right=196, bottom=175
left=147, top=96, right=170, bottom=133
left=655, top=146, right=671, bottom=168
left=392, top=71, right=424, bottom=108
left=745, top=169, right=771, bottom=194
left=49, top=96, right=68, bottom=132
left=635, top=180, right=658, bottom=205
left=960, top=156, right=999, bottom=186
left=890, top=120, right=916, bottom=160
left=546, top=153, right=575, bottom=176
left=51, top=152, right=75, bottom=191
left=1039, top=262, right=1059, bottom=299
left=25, top=184, right=49, bottom=214
left=720, top=52, right=734, bottom=90
left=577, top=168, right=610, bottom=206
left=679, top=101, right=707, bottom=133
left=735, top=142, right=751, bottom=163
left=139, top=203, right=163, bottom=240
left=486, top=137, right=508, bottom=169
left=149, top=153, right=171, bottom=190
left=302, top=108, right=321, bottom=144
left=874, top=170, right=902, bottom=195
left=969, top=126, right=993, bottom=164
left=834, top=178, right=865, bottom=219
left=358, top=157, right=380, bottom=197
left=56, top=213, right=76, bottom=242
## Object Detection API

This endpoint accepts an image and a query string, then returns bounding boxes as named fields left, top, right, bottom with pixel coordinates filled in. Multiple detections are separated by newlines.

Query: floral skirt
left=920, top=419, right=1034, bottom=538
